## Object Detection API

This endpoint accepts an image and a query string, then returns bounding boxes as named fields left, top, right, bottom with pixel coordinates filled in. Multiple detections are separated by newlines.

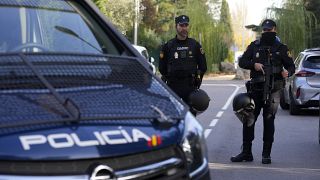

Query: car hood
left=0, top=53, right=186, bottom=160
left=0, top=121, right=184, bottom=160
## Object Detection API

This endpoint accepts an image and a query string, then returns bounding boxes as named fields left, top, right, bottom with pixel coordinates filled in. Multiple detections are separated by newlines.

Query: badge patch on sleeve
left=160, top=51, right=164, bottom=59
left=287, top=51, right=292, bottom=58
left=200, top=48, right=205, bottom=54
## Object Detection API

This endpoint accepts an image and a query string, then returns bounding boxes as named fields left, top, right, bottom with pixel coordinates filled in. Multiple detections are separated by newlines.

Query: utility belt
left=271, top=66, right=283, bottom=74
left=167, top=74, right=193, bottom=82
left=166, top=73, right=200, bottom=88
left=246, top=77, right=285, bottom=93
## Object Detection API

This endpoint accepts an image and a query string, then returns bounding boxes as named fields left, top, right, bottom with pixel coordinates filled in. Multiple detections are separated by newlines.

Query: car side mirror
left=149, top=57, right=155, bottom=63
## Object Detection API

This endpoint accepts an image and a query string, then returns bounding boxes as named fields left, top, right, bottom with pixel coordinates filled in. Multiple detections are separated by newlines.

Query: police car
left=0, top=0, right=210, bottom=179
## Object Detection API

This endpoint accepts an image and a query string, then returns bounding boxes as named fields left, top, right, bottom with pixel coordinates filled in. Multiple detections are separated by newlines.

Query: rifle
left=262, top=47, right=274, bottom=105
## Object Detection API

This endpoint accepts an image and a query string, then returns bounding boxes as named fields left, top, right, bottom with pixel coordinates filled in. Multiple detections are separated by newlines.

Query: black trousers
left=167, top=78, right=195, bottom=103
left=243, top=89, right=281, bottom=143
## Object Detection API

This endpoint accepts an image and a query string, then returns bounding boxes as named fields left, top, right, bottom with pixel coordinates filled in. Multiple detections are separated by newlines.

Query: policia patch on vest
left=160, top=51, right=164, bottom=59
left=200, top=48, right=205, bottom=54
left=287, top=50, right=292, bottom=58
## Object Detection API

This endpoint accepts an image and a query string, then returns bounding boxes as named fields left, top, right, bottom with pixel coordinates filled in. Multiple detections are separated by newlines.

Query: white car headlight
left=181, top=112, right=208, bottom=178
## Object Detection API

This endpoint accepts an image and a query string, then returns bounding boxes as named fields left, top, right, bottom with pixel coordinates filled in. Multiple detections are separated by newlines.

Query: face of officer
left=176, top=23, right=189, bottom=40
left=261, top=27, right=277, bottom=45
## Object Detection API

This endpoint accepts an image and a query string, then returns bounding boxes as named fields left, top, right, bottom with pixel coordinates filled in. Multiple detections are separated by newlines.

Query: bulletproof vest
left=251, top=40, right=283, bottom=77
left=166, top=39, right=198, bottom=78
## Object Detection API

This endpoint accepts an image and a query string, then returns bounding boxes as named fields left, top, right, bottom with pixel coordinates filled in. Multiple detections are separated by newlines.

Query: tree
left=267, top=0, right=317, bottom=56
left=230, top=1, right=255, bottom=52
left=91, top=0, right=108, bottom=15
left=304, top=0, right=320, bottom=47
left=91, top=0, right=235, bottom=73
left=219, top=0, right=233, bottom=62
left=92, top=0, right=135, bottom=35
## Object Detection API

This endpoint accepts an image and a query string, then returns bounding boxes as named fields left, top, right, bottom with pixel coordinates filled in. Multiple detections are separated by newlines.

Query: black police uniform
left=240, top=39, right=295, bottom=142
left=233, top=19, right=295, bottom=164
left=159, top=16, right=207, bottom=104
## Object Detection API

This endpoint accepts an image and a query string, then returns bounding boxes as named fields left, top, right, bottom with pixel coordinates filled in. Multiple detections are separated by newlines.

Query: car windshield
left=303, top=56, right=320, bottom=69
left=0, top=54, right=185, bottom=131
left=0, top=0, right=121, bottom=55
left=0, top=0, right=185, bottom=131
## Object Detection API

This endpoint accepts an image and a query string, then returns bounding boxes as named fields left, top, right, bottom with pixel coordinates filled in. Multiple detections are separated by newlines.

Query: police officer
left=231, top=19, right=295, bottom=164
left=159, top=15, right=207, bottom=114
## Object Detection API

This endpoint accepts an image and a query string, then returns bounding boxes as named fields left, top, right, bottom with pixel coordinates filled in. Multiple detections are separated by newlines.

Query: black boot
left=231, top=142, right=253, bottom=162
left=262, top=142, right=272, bottom=164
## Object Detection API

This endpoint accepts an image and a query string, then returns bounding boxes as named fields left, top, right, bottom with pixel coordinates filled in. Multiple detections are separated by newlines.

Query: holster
left=247, top=76, right=266, bottom=93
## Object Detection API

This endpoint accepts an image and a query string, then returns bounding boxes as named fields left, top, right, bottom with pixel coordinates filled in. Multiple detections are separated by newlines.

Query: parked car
left=0, top=0, right=210, bottom=179
left=280, top=48, right=320, bottom=115
left=133, top=45, right=156, bottom=74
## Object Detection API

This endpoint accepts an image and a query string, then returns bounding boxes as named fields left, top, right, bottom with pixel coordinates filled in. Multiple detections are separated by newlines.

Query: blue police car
left=0, top=0, right=210, bottom=179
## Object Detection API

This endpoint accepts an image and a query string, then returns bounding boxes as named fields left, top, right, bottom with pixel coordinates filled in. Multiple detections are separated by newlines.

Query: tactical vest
left=166, top=38, right=198, bottom=78
left=251, top=40, right=284, bottom=78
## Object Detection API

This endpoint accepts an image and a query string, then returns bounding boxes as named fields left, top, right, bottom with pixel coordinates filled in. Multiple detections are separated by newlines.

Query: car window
left=294, top=53, right=303, bottom=67
left=0, top=0, right=122, bottom=55
left=303, top=56, right=320, bottom=69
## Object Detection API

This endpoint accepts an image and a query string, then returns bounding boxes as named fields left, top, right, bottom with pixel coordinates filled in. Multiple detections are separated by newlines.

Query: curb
left=203, top=75, right=236, bottom=80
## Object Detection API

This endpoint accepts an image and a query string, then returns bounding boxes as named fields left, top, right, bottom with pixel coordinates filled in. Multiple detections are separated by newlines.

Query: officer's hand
left=254, top=63, right=265, bottom=74
left=281, top=69, right=289, bottom=78
left=195, top=77, right=201, bottom=89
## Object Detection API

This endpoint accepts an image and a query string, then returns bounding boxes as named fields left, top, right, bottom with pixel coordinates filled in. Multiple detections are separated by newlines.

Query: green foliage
left=219, top=0, right=233, bottom=62
left=267, top=0, right=317, bottom=56
left=304, top=0, right=320, bottom=47
left=92, top=0, right=134, bottom=35
left=220, top=0, right=233, bottom=46
left=91, top=0, right=235, bottom=73
left=91, top=0, right=108, bottom=15
left=181, top=0, right=234, bottom=72
left=138, top=26, right=162, bottom=50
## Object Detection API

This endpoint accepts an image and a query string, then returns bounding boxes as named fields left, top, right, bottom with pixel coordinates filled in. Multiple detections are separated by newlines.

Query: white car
left=133, top=45, right=156, bottom=74
left=280, top=48, right=320, bottom=115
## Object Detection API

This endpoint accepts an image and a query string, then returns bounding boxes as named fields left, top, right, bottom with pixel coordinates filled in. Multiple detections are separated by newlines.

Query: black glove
left=194, top=77, right=201, bottom=89
left=195, top=70, right=204, bottom=89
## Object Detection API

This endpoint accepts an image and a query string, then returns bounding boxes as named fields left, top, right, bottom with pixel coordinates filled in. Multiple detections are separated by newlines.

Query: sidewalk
left=203, top=74, right=236, bottom=80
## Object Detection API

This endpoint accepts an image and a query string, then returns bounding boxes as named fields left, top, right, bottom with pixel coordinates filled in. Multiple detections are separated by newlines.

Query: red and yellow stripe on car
left=148, top=135, right=162, bottom=147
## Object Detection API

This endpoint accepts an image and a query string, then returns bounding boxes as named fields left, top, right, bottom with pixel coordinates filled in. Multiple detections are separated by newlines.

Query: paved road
left=197, top=80, right=320, bottom=180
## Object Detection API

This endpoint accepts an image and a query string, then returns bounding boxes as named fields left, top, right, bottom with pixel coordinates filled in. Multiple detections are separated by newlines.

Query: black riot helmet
left=232, top=93, right=255, bottom=127
left=188, top=89, right=210, bottom=114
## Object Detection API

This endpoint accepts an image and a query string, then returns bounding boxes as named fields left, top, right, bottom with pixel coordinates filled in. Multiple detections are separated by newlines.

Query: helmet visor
left=235, top=110, right=255, bottom=127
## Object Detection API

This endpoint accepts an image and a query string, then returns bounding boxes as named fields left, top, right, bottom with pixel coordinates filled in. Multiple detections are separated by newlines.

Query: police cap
left=261, top=19, right=276, bottom=30
left=175, top=15, right=189, bottom=25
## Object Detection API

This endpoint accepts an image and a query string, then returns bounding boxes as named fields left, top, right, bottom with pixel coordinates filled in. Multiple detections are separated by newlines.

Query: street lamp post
left=133, top=0, right=140, bottom=45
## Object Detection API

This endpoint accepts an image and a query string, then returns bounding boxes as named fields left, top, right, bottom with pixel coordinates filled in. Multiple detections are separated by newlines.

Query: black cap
left=261, top=19, right=276, bottom=30
left=175, top=15, right=189, bottom=25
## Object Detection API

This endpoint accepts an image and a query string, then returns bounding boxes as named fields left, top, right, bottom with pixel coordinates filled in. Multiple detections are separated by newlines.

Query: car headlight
left=181, top=112, right=208, bottom=177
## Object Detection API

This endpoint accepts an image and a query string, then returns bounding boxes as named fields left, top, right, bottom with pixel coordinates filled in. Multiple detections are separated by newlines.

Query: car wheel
left=280, top=90, right=289, bottom=110
left=289, top=92, right=301, bottom=115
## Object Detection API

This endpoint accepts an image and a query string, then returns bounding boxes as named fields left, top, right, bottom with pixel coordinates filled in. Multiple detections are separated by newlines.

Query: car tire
left=280, top=90, right=289, bottom=110
left=289, top=92, right=301, bottom=115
